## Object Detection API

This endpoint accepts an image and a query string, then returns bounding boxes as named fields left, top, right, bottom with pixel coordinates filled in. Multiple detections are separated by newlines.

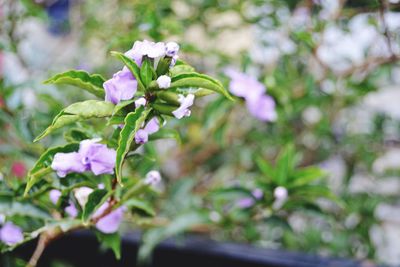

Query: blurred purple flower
left=0, top=222, right=23, bottom=246
left=225, top=69, right=277, bottom=122
left=135, top=117, right=160, bottom=144
left=51, top=139, right=116, bottom=177
left=49, top=189, right=62, bottom=204
left=144, top=170, right=162, bottom=186
left=104, top=67, right=138, bottom=105
left=252, top=188, right=264, bottom=199
left=65, top=202, right=78, bottom=218
left=172, top=94, right=195, bottom=119
left=236, top=197, right=255, bottom=208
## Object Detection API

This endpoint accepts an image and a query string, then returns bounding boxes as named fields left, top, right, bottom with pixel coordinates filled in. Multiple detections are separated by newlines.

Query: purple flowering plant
left=0, top=40, right=232, bottom=265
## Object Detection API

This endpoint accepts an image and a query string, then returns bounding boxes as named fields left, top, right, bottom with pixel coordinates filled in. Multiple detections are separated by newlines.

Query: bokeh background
left=1, top=0, right=400, bottom=266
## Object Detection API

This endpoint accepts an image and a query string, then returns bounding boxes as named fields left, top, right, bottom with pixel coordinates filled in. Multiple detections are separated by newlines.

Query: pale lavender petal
left=144, top=117, right=160, bottom=134
left=104, top=68, right=137, bottom=105
left=49, top=189, right=61, bottom=204
left=236, top=197, right=255, bottom=208
left=135, top=129, right=148, bottom=144
left=95, top=206, right=125, bottom=234
left=65, top=202, right=78, bottom=218
left=172, top=94, right=195, bottom=119
left=51, top=152, right=86, bottom=177
left=147, top=42, right=166, bottom=58
left=246, top=94, right=277, bottom=122
left=0, top=222, right=23, bottom=245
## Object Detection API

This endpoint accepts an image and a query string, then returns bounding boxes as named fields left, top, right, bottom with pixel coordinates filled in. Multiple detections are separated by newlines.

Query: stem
left=27, top=228, right=60, bottom=267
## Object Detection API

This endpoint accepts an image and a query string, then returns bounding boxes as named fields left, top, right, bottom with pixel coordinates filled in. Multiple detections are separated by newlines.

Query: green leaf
left=64, top=128, right=91, bottom=143
left=255, top=156, right=275, bottom=181
left=275, top=145, right=297, bottom=185
left=34, top=100, right=114, bottom=141
left=169, top=64, right=195, bottom=77
left=0, top=197, right=51, bottom=220
left=115, top=106, right=151, bottom=184
left=112, top=99, right=136, bottom=116
left=140, top=58, right=153, bottom=87
left=82, top=189, right=109, bottom=222
left=95, top=231, right=121, bottom=260
left=123, top=198, right=155, bottom=216
left=170, top=72, right=233, bottom=100
left=44, top=70, right=105, bottom=98
left=111, top=51, right=145, bottom=91
left=24, top=143, right=80, bottom=196
left=149, top=129, right=181, bottom=144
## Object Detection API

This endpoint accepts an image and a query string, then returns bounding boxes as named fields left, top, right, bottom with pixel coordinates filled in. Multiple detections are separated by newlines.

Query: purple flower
left=236, top=197, right=255, bottom=208
left=246, top=94, right=277, bottom=122
left=125, top=40, right=166, bottom=62
left=51, top=139, right=116, bottom=177
left=172, top=94, right=195, bottom=119
left=51, top=152, right=86, bottom=178
left=157, top=75, right=171, bottom=89
left=165, top=42, right=180, bottom=57
left=144, top=170, right=161, bottom=186
left=252, top=188, right=264, bottom=199
left=135, top=117, right=160, bottom=144
left=65, top=202, right=78, bottom=218
left=78, top=139, right=116, bottom=176
left=49, top=189, right=62, bottom=204
left=0, top=222, right=23, bottom=246
left=104, top=67, right=138, bottom=105
left=225, top=69, right=277, bottom=122
left=94, top=203, right=125, bottom=234
left=225, top=69, right=265, bottom=98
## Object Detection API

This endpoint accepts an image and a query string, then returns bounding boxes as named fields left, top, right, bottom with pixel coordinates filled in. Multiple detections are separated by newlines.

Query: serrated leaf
left=170, top=72, right=233, bottom=100
left=24, top=143, right=80, bottom=195
left=111, top=51, right=145, bottom=91
left=82, top=189, right=109, bottom=222
left=140, top=58, right=153, bottom=87
left=95, top=231, right=121, bottom=260
left=35, top=100, right=114, bottom=141
left=123, top=198, right=155, bottom=216
left=44, top=70, right=105, bottom=98
left=115, top=106, right=151, bottom=184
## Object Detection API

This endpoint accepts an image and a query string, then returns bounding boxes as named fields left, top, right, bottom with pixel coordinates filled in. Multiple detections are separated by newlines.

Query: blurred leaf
left=124, top=198, right=155, bottom=216
left=148, top=129, right=181, bottom=144
left=0, top=197, right=51, bottom=220
left=95, top=231, right=121, bottom=260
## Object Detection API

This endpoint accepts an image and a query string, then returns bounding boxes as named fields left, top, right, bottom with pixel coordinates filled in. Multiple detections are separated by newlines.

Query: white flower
left=135, top=97, right=147, bottom=107
left=165, top=42, right=180, bottom=57
left=74, top=187, right=94, bottom=207
left=274, top=186, right=288, bottom=201
left=157, top=75, right=171, bottom=89
left=144, top=170, right=162, bottom=186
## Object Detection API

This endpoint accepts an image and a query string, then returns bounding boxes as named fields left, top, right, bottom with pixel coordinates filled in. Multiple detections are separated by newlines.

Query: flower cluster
left=103, top=40, right=194, bottom=121
left=225, top=69, right=276, bottom=122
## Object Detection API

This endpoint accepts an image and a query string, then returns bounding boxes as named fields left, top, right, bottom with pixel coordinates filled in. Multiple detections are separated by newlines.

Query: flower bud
left=166, top=42, right=180, bottom=57
left=157, top=75, right=171, bottom=89
left=145, top=170, right=162, bottom=186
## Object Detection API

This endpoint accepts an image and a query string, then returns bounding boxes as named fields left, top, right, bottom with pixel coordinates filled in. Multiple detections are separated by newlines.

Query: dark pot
left=4, top=231, right=373, bottom=267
